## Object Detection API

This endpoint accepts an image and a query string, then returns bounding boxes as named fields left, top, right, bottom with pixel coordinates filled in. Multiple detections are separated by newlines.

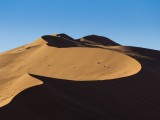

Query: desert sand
left=0, top=34, right=160, bottom=120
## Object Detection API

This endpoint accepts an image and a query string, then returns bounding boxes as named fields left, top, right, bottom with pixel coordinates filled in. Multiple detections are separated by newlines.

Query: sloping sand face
left=0, top=38, right=44, bottom=107
left=0, top=35, right=141, bottom=107
left=29, top=45, right=141, bottom=80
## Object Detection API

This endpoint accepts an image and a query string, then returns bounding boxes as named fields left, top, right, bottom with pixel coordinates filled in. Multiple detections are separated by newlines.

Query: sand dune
left=0, top=34, right=159, bottom=120
left=0, top=34, right=141, bottom=107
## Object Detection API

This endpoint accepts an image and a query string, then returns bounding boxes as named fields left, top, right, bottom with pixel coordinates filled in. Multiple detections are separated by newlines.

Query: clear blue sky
left=0, top=0, right=160, bottom=52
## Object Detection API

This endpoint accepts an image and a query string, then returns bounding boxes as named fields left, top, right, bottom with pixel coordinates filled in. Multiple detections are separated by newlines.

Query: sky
left=0, top=0, right=160, bottom=52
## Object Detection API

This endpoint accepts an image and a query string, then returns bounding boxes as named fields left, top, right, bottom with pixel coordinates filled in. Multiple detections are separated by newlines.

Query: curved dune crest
left=0, top=74, right=42, bottom=107
left=30, top=47, right=141, bottom=81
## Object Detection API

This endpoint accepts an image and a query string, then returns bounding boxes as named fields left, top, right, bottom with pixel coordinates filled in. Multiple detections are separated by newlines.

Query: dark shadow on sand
left=42, top=35, right=78, bottom=48
left=80, top=35, right=121, bottom=46
left=0, top=66, right=160, bottom=120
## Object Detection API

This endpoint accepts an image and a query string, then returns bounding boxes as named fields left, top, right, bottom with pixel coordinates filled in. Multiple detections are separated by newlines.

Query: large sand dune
left=0, top=34, right=159, bottom=120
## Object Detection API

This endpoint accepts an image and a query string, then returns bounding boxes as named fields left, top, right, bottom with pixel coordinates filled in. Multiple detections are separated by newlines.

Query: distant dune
left=0, top=34, right=160, bottom=120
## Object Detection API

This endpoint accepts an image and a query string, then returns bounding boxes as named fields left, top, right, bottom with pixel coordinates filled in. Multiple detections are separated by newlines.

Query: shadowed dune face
left=57, top=33, right=75, bottom=41
left=1, top=70, right=160, bottom=120
left=79, top=35, right=120, bottom=46
left=42, top=35, right=78, bottom=48
left=0, top=33, right=142, bottom=108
